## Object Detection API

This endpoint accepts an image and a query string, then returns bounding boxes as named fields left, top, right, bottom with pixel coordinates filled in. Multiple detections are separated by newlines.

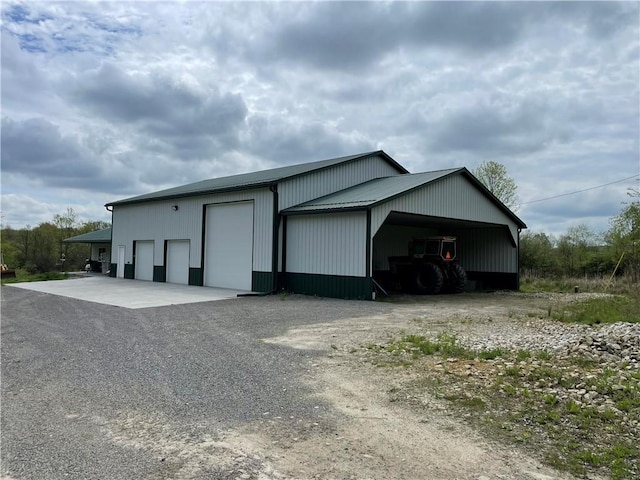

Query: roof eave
left=105, top=181, right=276, bottom=208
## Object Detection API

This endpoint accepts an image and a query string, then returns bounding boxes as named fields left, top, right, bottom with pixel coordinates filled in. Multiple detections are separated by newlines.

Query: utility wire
left=517, top=173, right=640, bottom=206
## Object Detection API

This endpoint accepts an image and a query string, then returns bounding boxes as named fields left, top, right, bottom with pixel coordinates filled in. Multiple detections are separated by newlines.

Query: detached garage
left=106, top=151, right=526, bottom=300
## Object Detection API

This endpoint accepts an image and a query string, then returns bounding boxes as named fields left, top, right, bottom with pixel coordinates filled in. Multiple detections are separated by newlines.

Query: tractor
left=388, top=236, right=466, bottom=294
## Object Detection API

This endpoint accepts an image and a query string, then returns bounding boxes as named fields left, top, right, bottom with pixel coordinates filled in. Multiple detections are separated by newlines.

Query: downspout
left=366, top=209, right=373, bottom=300
left=106, top=205, right=114, bottom=276
left=237, top=186, right=281, bottom=298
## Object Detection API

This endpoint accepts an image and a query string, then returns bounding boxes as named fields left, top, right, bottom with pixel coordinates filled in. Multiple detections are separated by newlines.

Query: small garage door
left=135, top=241, right=154, bottom=281
left=166, top=240, right=189, bottom=285
left=204, top=202, right=253, bottom=290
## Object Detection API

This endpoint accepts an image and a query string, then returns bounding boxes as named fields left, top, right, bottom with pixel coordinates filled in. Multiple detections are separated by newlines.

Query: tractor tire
left=447, top=263, right=467, bottom=293
left=414, top=263, right=444, bottom=295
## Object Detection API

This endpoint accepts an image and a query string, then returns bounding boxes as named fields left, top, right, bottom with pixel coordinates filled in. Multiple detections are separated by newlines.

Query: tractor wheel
left=448, top=263, right=467, bottom=293
left=414, top=263, right=443, bottom=295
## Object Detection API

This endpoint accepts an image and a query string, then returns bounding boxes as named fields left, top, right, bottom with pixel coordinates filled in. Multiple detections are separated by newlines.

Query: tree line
left=1, top=208, right=110, bottom=273
left=473, top=161, right=639, bottom=281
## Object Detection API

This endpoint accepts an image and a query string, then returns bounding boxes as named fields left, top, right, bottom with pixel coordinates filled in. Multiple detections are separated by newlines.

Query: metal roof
left=282, top=168, right=462, bottom=212
left=106, top=150, right=407, bottom=207
left=63, top=228, right=112, bottom=243
left=283, top=168, right=527, bottom=229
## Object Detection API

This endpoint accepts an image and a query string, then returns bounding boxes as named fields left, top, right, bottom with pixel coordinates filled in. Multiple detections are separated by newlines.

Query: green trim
left=466, top=271, right=518, bottom=290
left=124, top=264, right=134, bottom=279
left=285, top=273, right=372, bottom=300
left=110, top=264, right=117, bottom=277
left=153, top=266, right=166, bottom=282
left=252, top=271, right=272, bottom=293
left=189, top=268, right=203, bottom=286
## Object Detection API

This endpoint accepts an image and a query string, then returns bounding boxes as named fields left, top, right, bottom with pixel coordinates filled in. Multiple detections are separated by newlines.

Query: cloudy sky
left=1, top=1, right=638, bottom=237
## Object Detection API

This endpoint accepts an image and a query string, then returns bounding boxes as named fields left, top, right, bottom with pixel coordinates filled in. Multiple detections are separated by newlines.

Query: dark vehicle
left=388, top=236, right=466, bottom=294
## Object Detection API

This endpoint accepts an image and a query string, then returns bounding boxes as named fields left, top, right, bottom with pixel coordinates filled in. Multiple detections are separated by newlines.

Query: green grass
left=550, top=295, right=640, bottom=325
left=1, top=269, right=68, bottom=284
left=379, top=333, right=504, bottom=361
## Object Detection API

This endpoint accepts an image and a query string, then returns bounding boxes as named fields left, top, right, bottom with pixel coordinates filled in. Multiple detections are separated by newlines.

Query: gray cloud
left=1, top=117, right=100, bottom=185
left=0, top=1, right=637, bottom=234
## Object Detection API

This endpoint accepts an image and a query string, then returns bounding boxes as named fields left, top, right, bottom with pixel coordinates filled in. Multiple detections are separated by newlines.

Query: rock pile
left=569, top=322, right=640, bottom=366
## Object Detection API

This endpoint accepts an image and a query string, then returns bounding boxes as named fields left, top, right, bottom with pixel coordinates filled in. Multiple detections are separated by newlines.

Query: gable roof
left=63, top=227, right=112, bottom=243
left=283, top=168, right=527, bottom=229
left=106, top=150, right=407, bottom=207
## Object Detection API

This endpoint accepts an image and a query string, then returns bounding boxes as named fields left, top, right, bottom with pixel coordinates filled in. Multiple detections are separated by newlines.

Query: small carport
left=372, top=212, right=520, bottom=292
left=63, top=228, right=112, bottom=273
left=282, top=168, right=526, bottom=299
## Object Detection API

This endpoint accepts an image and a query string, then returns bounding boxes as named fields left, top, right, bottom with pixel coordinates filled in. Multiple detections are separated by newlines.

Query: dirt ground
left=241, top=293, right=583, bottom=480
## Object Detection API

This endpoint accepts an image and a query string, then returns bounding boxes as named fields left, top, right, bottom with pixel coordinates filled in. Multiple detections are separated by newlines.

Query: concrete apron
left=6, top=275, right=252, bottom=309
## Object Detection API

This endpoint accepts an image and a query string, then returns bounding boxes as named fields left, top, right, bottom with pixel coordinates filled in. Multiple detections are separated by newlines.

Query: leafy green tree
left=556, top=224, right=600, bottom=276
left=606, top=188, right=640, bottom=280
left=472, top=161, right=518, bottom=210
left=520, top=231, right=558, bottom=275
left=0, top=208, right=111, bottom=273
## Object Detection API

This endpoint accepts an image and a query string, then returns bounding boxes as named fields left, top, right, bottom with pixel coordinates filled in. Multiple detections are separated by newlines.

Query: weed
left=551, top=295, right=640, bottom=325
left=477, top=348, right=505, bottom=360
left=516, top=350, right=532, bottom=361
left=1, top=270, right=68, bottom=284
left=536, top=350, right=553, bottom=361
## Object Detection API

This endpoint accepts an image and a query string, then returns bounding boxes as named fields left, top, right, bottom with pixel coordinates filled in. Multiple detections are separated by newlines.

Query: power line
left=518, top=173, right=640, bottom=206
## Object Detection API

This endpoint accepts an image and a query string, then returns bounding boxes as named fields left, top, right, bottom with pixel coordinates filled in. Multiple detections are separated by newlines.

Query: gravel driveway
left=1, top=287, right=390, bottom=480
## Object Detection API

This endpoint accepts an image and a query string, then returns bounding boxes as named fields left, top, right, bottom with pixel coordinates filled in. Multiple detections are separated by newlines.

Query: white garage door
left=166, top=240, right=189, bottom=285
left=204, top=202, right=253, bottom=290
left=134, top=241, right=154, bottom=281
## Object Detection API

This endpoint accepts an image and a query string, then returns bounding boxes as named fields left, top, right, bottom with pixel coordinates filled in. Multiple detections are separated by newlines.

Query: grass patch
left=1, top=269, right=68, bottom=284
left=380, top=333, right=506, bottom=361
left=550, top=295, right=640, bottom=325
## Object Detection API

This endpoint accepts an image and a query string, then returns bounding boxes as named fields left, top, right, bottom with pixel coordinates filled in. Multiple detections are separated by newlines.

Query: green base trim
left=466, top=271, right=518, bottom=290
left=285, top=273, right=372, bottom=300
left=252, top=271, right=272, bottom=293
left=153, top=266, right=166, bottom=282
left=110, top=264, right=117, bottom=277
left=124, top=264, right=134, bottom=279
left=189, top=268, right=203, bottom=286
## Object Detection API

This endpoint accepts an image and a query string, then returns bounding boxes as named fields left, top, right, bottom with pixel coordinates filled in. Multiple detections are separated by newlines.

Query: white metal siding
left=166, top=240, right=190, bottom=284
left=204, top=202, right=254, bottom=290
left=111, top=188, right=273, bottom=272
left=452, top=228, right=517, bottom=272
left=372, top=225, right=438, bottom=271
left=279, top=155, right=402, bottom=210
left=116, top=245, right=125, bottom=278
left=134, top=241, right=154, bottom=281
left=371, top=175, right=520, bottom=243
left=287, top=212, right=367, bottom=277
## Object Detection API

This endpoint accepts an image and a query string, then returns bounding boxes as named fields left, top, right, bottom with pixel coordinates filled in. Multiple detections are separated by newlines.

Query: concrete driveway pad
left=6, top=275, right=250, bottom=308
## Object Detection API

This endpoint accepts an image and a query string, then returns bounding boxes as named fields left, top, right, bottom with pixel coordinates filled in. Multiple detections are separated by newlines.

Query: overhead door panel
left=134, top=241, right=154, bottom=281
left=166, top=240, right=189, bottom=285
left=204, top=202, right=254, bottom=290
